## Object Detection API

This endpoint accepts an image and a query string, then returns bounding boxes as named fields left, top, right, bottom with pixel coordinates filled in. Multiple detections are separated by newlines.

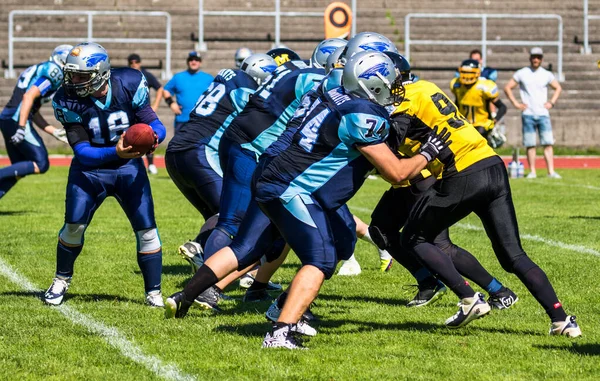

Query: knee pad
left=136, top=228, right=161, bottom=253
left=59, top=223, right=87, bottom=246
left=37, top=159, right=50, bottom=174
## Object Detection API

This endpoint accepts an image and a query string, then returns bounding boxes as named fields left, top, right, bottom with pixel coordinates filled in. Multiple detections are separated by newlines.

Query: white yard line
left=0, top=257, right=196, bottom=381
left=348, top=206, right=600, bottom=258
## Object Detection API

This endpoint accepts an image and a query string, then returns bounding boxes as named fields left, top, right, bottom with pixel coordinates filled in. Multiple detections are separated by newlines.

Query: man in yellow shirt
left=388, top=72, right=580, bottom=336
left=450, top=59, right=507, bottom=142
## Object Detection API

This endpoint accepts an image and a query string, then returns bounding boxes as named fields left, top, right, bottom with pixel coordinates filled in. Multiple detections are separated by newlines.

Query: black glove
left=11, top=128, right=26, bottom=145
left=419, top=126, right=452, bottom=162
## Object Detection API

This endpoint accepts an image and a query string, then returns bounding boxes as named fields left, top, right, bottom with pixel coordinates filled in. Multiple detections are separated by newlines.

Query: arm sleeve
left=492, top=98, right=507, bottom=120
left=135, top=104, right=166, bottom=143
left=32, top=111, right=50, bottom=129
left=65, top=124, right=119, bottom=166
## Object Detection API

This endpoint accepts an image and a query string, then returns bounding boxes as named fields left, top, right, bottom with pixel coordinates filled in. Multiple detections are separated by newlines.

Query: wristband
left=164, top=97, right=174, bottom=106
left=18, top=125, right=26, bottom=130
left=549, top=101, right=555, bottom=107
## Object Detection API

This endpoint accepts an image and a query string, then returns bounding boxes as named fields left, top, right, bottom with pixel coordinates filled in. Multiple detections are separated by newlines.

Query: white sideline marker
left=0, top=257, right=196, bottom=381
left=349, top=206, right=600, bottom=258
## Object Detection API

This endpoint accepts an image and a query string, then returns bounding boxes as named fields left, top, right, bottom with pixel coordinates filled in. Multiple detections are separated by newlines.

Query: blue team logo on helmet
left=358, top=62, right=390, bottom=79
left=319, top=46, right=338, bottom=54
left=261, top=64, right=277, bottom=73
left=84, top=53, right=108, bottom=67
left=359, top=42, right=391, bottom=52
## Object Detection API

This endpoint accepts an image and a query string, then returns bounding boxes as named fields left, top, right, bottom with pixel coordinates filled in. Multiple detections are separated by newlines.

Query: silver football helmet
left=311, top=38, right=347, bottom=69
left=63, top=42, right=111, bottom=97
left=240, top=53, right=277, bottom=85
left=339, top=32, right=398, bottom=67
left=235, top=47, right=253, bottom=68
left=50, top=44, right=73, bottom=68
left=325, top=46, right=346, bottom=74
left=342, top=51, right=402, bottom=107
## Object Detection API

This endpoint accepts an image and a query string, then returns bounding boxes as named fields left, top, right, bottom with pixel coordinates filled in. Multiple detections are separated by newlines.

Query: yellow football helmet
left=458, top=59, right=481, bottom=86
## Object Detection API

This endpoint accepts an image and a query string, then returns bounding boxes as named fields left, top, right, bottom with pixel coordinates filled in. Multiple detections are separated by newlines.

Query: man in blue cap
left=163, top=51, right=214, bottom=132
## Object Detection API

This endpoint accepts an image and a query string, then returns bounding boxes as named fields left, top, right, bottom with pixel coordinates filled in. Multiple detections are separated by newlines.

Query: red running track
left=0, top=155, right=599, bottom=169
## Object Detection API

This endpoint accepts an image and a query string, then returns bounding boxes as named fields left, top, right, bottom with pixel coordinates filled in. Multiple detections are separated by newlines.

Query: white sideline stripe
left=348, top=206, right=600, bottom=258
left=0, top=257, right=196, bottom=381
left=533, top=181, right=600, bottom=191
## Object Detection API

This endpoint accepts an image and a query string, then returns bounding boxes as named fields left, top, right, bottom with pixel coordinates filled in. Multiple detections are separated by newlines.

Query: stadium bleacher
left=1, top=0, right=600, bottom=148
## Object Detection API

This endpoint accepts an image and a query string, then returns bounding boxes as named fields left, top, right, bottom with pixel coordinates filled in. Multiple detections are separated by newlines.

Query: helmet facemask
left=63, top=64, right=110, bottom=97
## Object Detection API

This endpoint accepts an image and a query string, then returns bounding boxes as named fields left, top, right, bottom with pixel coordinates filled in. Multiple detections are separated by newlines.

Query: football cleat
left=262, top=324, right=306, bottom=350
left=266, top=298, right=318, bottom=323
left=177, top=241, right=204, bottom=273
left=406, top=282, right=447, bottom=307
left=487, top=288, right=518, bottom=310
left=445, top=292, right=491, bottom=328
left=44, top=276, right=71, bottom=305
left=294, top=319, right=317, bottom=337
left=243, top=288, right=273, bottom=303
left=549, top=315, right=581, bottom=338
left=194, top=286, right=222, bottom=312
left=164, top=291, right=193, bottom=319
left=379, top=257, right=393, bottom=272
left=147, top=164, right=158, bottom=175
left=145, top=290, right=164, bottom=308
left=337, top=257, right=361, bottom=276
left=239, top=272, right=283, bottom=291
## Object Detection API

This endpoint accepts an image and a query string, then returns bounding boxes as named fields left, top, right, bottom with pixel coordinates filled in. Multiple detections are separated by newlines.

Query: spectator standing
left=504, top=47, right=562, bottom=179
left=163, top=51, right=214, bottom=133
left=128, top=53, right=163, bottom=174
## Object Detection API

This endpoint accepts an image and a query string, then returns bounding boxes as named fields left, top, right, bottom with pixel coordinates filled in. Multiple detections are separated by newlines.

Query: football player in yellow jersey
left=387, top=57, right=580, bottom=336
left=450, top=59, right=507, bottom=140
left=368, top=52, right=518, bottom=310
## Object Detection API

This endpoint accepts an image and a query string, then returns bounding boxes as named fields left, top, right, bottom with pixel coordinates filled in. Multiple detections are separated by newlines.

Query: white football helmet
left=339, top=32, right=398, bottom=67
left=235, top=47, right=253, bottom=68
left=240, top=53, right=277, bottom=85
left=311, top=38, right=347, bottom=69
left=63, top=42, right=111, bottom=97
left=50, top=44, right=73, bottom=68
left=342, top=51, right=402, bottom=107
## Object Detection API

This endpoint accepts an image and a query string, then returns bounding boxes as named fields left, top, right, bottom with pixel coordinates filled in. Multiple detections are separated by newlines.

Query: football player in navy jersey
left=0, top=44, right=72, bottom=199
left=44, top=42, right=167, bottom=307
left=257, top=52, right=451, bottom=349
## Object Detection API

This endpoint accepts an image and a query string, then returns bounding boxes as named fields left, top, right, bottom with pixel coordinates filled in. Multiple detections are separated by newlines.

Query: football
left=123, top=123, right=155, bottom=154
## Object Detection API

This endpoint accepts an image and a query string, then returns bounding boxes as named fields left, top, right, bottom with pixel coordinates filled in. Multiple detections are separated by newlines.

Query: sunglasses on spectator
left=530, top=55, right=543, bottom=60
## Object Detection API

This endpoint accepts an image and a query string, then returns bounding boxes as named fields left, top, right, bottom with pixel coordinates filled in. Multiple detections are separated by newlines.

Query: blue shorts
left=0, top=118, right=49, bottom=172
left=165, top=142, right=222, bottom=220
left=522, top=115, right=554, bottom=147
left=258, top=196, right=356, bottom=279
left=65, top=158, right=156, bottom=231
left=216, top=136, right=258, bottom=237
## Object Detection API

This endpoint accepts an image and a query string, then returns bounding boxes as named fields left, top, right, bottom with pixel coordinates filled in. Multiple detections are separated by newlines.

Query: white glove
left=10, top=128, right=26, bottom=145
left=52, top=128, right=69, bottom=144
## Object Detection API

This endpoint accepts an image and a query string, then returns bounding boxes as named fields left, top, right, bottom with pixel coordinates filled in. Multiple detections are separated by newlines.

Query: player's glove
left=148, top=132, right=159, bottom=154
left=419, top=126, right=452, bottom=162
left=52, top=128, right=69, bottom=144
left=10, top=128, right=26, bottom=145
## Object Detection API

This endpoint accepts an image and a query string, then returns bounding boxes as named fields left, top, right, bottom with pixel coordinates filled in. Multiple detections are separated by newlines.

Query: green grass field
left=0, top=167, right=599, bottom=380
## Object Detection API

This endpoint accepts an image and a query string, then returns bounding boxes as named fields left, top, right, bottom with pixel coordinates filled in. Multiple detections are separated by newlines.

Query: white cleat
left=145, top=290, right=165, bottom=308
left=549, top=315, right=581, bottom=338
left=337, top=257, right=361, bottom=276
left=445, top=292, right=491, bottom=328
left=262, top=324, right=307, bottom=350
left=44, top=276, right=71, bottom=305
left=148, top=164, right=158, bottom=175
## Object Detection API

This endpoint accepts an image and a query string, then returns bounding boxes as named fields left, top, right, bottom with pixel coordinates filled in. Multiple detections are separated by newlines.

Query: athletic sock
left=56, top=240, right=83, bottom=278
left=359, top=229, right=376, bottom=246
left=182, top=265, right=219, bottom=303
left=516, top=265, right=567, bottom=322
left=486, top=278, right=503, bottom=293
left=137, top=250, right=162, bottom=293
left=412, top=242, right=475, bottom=299
left=0, top=161, right=35, bottom=182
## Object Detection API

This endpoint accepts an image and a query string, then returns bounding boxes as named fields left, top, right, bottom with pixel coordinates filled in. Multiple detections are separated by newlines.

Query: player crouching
left=44, top=42, right=167, bottom=307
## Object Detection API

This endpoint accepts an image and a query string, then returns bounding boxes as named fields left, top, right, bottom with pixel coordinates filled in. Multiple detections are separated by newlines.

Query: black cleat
left=165, top=292, right=193, bottom=319
left=406, top=281, right=447, bottom=307
left=194, top=286, right=222, bottom=312
left=243, top=288, right=273, bottom=303
left=488, top=287, right=519, bottom=310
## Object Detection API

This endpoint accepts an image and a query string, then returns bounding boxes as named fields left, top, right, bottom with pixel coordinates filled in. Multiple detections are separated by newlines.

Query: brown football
left=123, top=123, right=155, bottom=154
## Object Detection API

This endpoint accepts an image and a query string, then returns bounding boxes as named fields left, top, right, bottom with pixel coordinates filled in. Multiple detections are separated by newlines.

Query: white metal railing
left=405, top=13, right=564, bottom=81
left=197, top=0, right=357, bottom=51
left=583, top=0, right=600, bottom=53
left=7, top=10, right=172, bottom=79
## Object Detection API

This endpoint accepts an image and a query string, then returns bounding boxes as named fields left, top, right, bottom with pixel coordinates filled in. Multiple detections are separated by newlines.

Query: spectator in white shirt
left=504, top=47, right=562, bottom=178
